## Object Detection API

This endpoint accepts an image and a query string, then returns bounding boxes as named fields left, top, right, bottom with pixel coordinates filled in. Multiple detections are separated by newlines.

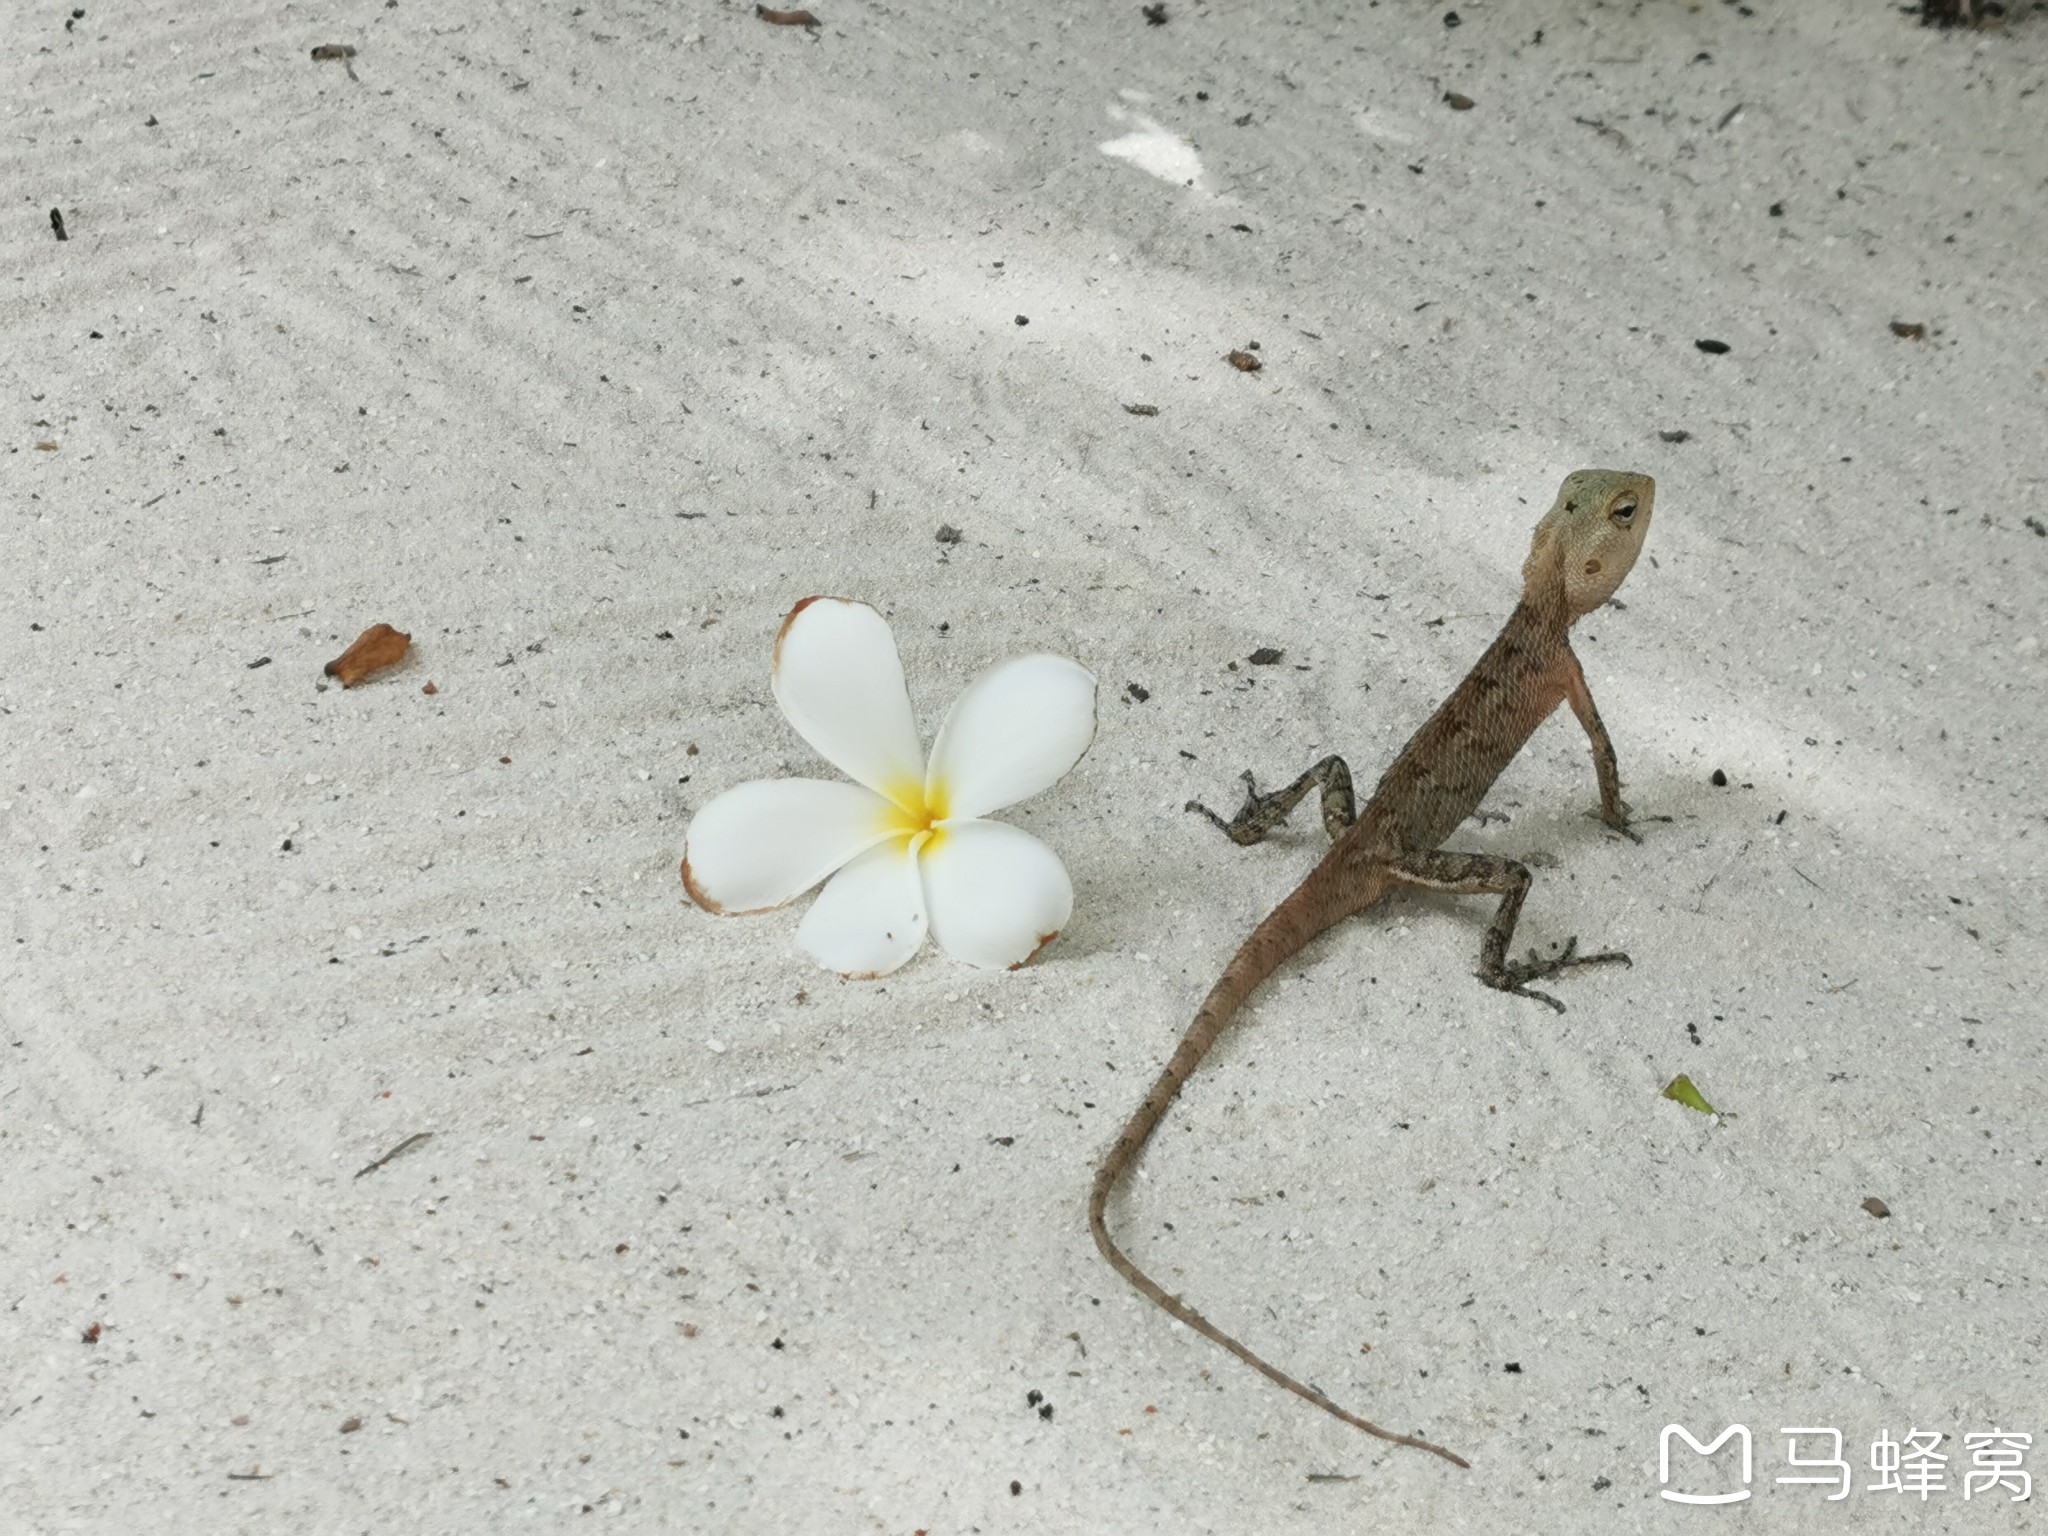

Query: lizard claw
left=1484, top=938, right=1630, bottom=1007
left=1590, top=806, right=1643, bottom=843
left=1187, top=769, right=1296, bottom=846
left=1479, top=974, right=1567, bottom=1013
left=1594, top=801, right=1671, bottom=845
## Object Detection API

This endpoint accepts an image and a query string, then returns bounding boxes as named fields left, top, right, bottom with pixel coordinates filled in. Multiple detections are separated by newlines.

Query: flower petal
left=795, top=836, right=928, bottom=977
left=771, top=597, right=926, bottom=808
left=922, top=819, right=1073, bottom=970
left=682, top=778, right=897, bottom=915
left=924, top=654, right=1097, bottom=820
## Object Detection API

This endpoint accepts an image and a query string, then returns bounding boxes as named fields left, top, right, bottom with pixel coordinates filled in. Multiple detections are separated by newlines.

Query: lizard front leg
left=1187, top=754, right=1356, bottom=846
left=1561, top=648, right=1669, bottom=844
left=1559, top=649, right=1635, bottom=837
left=1389, top=847, right=1629, bottom=1012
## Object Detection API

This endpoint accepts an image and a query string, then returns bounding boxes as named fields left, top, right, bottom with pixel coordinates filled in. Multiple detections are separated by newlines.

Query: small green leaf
left=1661, top=1073, right=1717, bottom=1116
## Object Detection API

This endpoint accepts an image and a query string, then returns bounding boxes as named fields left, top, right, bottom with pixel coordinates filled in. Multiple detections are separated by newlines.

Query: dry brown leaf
left=324, top=623, right=411, bottom=687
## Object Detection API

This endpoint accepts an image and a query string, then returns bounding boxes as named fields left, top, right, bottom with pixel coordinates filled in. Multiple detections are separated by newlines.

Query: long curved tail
left=1087, top=883, right=1471, bottom=1469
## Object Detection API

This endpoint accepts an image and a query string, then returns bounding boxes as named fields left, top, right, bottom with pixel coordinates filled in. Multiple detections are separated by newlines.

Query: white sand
left=5, top=2, right=2044, bottom=1530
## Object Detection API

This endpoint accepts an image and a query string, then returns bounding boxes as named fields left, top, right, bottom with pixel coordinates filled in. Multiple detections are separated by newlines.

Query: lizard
left=1088, top=469, right=1657, bottom=1469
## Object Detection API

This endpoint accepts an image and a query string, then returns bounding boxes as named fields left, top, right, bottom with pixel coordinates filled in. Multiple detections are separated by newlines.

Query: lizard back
left=1348, top=599, right=1573, bottom=857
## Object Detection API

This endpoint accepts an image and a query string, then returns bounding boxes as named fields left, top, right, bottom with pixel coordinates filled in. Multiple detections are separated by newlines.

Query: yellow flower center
left=878, top=776, right=950, bottom=853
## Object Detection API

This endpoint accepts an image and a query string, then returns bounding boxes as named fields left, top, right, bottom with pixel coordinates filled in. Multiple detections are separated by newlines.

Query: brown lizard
left=1089, top=469, right=1657, bottom=1469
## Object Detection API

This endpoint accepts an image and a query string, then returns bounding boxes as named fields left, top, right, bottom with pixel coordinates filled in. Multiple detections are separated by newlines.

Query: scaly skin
left=1089, top=470, right=1657, bottom=1469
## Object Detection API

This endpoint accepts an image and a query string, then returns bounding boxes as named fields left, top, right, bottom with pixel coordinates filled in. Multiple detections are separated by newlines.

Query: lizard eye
left=1610, top=498, right=1638, bottom=524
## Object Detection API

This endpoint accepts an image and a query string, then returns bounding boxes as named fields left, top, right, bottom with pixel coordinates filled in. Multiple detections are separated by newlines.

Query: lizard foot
left=1481, top=937, right=1631, bottom=1011
left=1592, top=804, right=1673, bottom=845
left=1186, top=770, right=1290, bottom=847
left=1188, top=756, right=1357, bottom=847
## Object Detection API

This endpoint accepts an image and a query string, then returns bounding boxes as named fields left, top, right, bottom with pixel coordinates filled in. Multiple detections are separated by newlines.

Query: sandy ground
left=4, top=1, right=2045, bottom=1531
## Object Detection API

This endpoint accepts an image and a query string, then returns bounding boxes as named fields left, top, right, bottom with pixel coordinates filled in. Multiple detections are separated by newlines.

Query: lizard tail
left=1087, top=882, right=1472, bottom=1470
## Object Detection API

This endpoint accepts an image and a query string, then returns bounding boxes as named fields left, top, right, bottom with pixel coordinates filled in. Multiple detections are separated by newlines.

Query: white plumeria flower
left=682, top=597, right=1097, bottom=977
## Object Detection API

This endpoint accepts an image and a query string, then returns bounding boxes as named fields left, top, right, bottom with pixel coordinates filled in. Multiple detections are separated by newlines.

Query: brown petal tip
left=1009, top=930, right=1060, bottom=971
left=772, top=595, right=843, bottom=671
left=680, top=856, right=726, bottom=914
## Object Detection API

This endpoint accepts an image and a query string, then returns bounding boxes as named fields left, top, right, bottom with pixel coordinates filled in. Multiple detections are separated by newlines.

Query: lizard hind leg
left=1186, top=754, right=1356, bottom=847
left=1388, top=848, right=1629, bottom=1013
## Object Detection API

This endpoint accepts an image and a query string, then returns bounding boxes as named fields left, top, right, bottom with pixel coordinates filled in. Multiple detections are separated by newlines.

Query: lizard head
left=1523, top=469, right=1655, bottom=621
